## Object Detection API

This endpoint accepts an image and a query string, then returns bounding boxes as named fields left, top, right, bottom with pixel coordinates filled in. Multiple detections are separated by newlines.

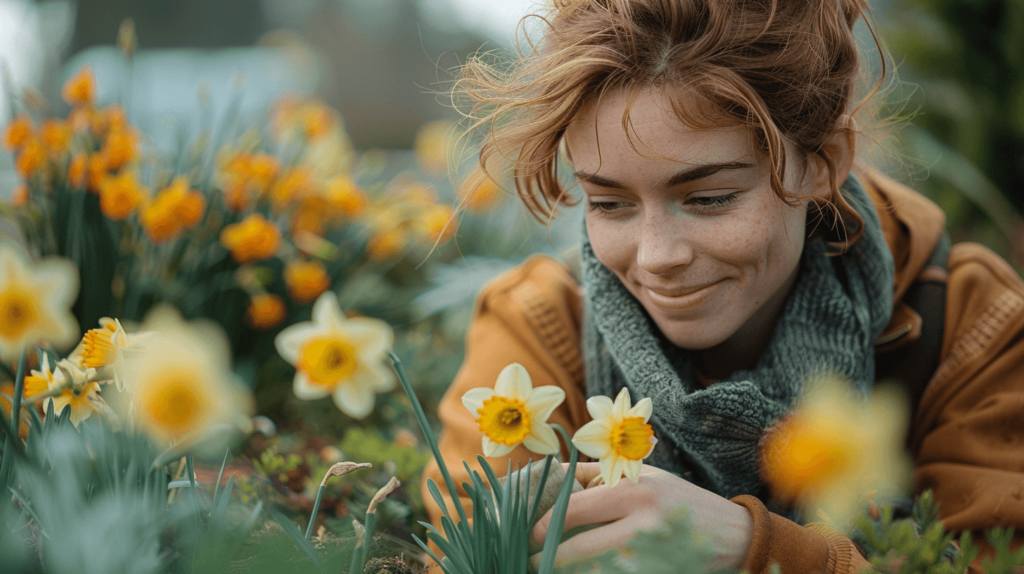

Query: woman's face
left=566, top=87, right=827, bottom=351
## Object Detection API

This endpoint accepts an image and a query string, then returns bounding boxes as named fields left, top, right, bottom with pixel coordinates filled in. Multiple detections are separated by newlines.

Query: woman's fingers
left=529, top=512, right=660, bottom=570
left=531, top=481, right=641, bottom=545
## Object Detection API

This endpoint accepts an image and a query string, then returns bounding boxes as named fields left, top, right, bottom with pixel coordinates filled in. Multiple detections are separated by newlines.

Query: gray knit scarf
left=582, top=175, right=895, bottom=511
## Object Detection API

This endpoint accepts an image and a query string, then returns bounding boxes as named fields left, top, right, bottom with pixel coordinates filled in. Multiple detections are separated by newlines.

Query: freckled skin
left=566, top=87, right=833, bottom=379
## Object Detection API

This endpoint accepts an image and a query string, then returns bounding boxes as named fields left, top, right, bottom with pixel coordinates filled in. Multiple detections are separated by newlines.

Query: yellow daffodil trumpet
left=461, top=363, right=566, bottom=458
left=570, top=387, right=657, bottom=488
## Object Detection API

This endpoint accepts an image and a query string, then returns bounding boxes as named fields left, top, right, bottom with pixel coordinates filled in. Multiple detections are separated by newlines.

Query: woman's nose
left=636, top=215, right=694, bottom=274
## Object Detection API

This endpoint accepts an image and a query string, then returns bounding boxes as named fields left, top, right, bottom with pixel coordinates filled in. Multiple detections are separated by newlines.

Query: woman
left=423, top=1, right=1024, bottom=572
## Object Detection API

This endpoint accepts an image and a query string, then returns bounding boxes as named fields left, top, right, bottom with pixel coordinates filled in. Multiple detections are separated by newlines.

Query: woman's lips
left=642, top=280, right=724, bottom=312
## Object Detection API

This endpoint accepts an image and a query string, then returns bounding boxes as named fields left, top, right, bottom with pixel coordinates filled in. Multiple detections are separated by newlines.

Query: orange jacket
left=423, top=168, right=1024, bottom=573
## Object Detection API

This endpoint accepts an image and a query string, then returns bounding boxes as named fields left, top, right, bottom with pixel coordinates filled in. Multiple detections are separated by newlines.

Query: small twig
left=304, top=462, right=371, bottom=540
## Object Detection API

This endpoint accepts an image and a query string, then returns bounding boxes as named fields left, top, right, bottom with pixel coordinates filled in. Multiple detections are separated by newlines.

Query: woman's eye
left=586, top=200, right=629, bottom=213
left=688, top=194, right=738, bottom=213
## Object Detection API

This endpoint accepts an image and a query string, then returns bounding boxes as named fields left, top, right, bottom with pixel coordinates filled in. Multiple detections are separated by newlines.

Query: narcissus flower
left=274, top=292, right=395, bottom=419
left=125, top=306, right=252, bottom=445
left=571, top=387, right=656, bottom=488
left=37, top=358, right=105, bottom=427
left=323, top=175, right=366, bottom=218
left=0, top=245, right=79, bottom=360
left=461, top=363, right=565, bottom=458
left=102, top=128, right=138, bottom=170
left=285, top=260, right=330, bottom=304
left=367, top=227, right=407, bottom=260
left=760, top=376, right=911, bottom=530
left=40, top=119, right=71, bottom=156
left=68, top=317, right=147, bottom=391
left=246, top=294, right=286, bottom=329
left=460, top=169, right=504, bottom=212
left=141, top=178, right=206, bottom=242
left=2, top=115, right=34, bottom=152
left=418, top=204, right=455, bottom=244
left=10, top=185, right=29, bottom=207
left=268, top=167, right=314, bottom=209
left=220, top=214, right=281, bottom=263
left=100, top=171, right=147, bottom=220
left=62, top=66, right=96, bottom=106
left=68, top=152, right=87, bottom=188
left=413, top=121, right=450, bottom=175
left=16, top=139, right=46, bottom=178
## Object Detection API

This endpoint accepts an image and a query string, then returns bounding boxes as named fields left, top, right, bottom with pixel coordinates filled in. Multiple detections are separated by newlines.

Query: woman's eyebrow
left=574, top=161, right=755, bottom=190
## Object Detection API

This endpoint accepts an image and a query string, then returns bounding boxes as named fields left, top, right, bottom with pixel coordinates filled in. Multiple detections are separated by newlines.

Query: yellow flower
left=10, top=185, right=29, bottom=207
left=140, top=178, right=206, bottom=243
left=571, top=388, right=656, bottom=488
left=323, top=175, right=366, bottom=218
left=87, top=153, right=107, bottom=193
left=102, top=128, right=138, bottom=171
left=3, top=115, right=34, bottom=153
left=26, top=354, right=105, bottom=427
left=418, top=204, right=455, bottom=244
left=459, top=169, right=504, bottom=212
left=67, top=317, right=146, bottom=391
left=246, top=294, right=286, bottom=330
left=220, top=214, right=281, bottom=264
left=68, top=152, right=87, bottom=188
left=100, top=170, right=147, bottom=220
left=760, top=376, right=911, bottom=530
left=285, top=260, right=331, bottom=304
left=367, top=227, right=407, bottom=260
left=268, top=167, right=314, bottom=209
left=62, top=66, right=96, bottom=107
left=0, top=382, right=31, bottom=439
left=16, top=139, right=46, bottom=178
left=461, top=363, right=565, bottom=458
left=413, top=121, right=451, bottom=175
left=274, top=292, right=395, bottom=419
left=126, top=306, right=252, bottom=445
left=0, top=245, right=79, bottom=360
left=40, top=119, right=71, bottom=156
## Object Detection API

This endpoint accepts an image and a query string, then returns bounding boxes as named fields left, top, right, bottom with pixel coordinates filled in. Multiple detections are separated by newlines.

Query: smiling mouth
left=642, top=280, right=724, bottom=311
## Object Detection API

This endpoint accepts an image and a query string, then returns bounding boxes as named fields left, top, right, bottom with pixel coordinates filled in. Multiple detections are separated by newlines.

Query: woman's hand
left=529, top=463, right=753, bottom=570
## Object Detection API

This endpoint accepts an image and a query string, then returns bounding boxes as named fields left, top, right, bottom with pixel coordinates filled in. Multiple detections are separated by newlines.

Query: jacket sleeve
left=909, top=242, right=1024, bottom=571
left=420, top=256, right=590, bottom=558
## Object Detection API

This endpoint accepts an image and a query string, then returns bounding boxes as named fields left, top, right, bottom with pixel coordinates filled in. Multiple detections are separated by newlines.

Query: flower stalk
left=350, top=476, right=400, bottom=574
left=304, top=461, right=371, bottom=540
left=9, top=347, right=26, bottom=437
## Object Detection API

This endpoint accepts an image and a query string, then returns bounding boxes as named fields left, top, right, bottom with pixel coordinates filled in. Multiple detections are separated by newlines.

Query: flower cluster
left=462, top=364, right=657, bottom=489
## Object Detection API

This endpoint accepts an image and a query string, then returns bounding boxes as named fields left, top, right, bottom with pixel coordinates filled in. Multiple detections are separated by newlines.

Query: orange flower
left=103, top=105, right=128, bottom=134
left=62, top=66, right=96, bottom=106
left=291, top=199, right=326, bottom=236
left=141, top=177, right=207, bottom=242
left=141, top=198, right=179, bottom=243
left=247, top=294, right=286, bottom=329
left=285, top=260, right=331, bottom=304
left=175, top=189, right=206, bottom=229
left=68, top=152, right=87, bottom=188
left=40, top=119, right=71, bottom=156
left=367, top=228, right=407, bottom=260
left=419, top=204, right=455, bottom=243
left=302, top=103, right=334, bottom=140
left=100, top=171, right=146, bottom=220
left=0, top=382, right=31, bottom=440
left=220, top=213, right=281, bottom=263
left=15, top=140, right=46, bottom=178
left=2, top=115, right=34, bottom=152
left=87, top=153, right=107, bottom=193
left=222, top=153, right=280, bottom=211
left=413, top=121, right=450, bottom=175
left=324, top=176, right=366, bottom=218
left=460, top=169, right=504, bottom=212
left=102, top=128, right=138, bottom=170
left=268, top=167, right=314, bottom=209
left=10, top=185, right=29, bottom=207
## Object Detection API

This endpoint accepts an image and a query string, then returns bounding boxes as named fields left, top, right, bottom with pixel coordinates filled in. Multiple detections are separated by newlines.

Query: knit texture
left=582, top=175, right=895, bottom=509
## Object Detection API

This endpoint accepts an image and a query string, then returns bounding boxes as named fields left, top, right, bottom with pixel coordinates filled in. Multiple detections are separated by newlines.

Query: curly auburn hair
left=455, top=0, right=888, bottom=250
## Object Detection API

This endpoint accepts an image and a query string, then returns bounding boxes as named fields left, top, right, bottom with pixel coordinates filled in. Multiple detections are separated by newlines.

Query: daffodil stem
left=10, top=348, right=26, bottom=437
left=537, top=424, right=579, bottom=574
left=185, top=455, right=203, bottom=530
left=305, top=484, right=326, bottom=540
left=351, top=510, right=377, bottom=574
left=387, top=351, right=468, bottom=525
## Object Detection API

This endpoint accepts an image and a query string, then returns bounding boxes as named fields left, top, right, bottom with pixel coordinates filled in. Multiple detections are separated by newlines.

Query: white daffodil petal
left=348, top=319, right=394, bottom=361
left=494, top=363, right=532, bottom=402
left=523, top=422, right=559, bottom=455
left=624, top=459, right=643, bottom=483
left=482, top=437, right=515, bottom=458
left=612, top=388, right=632, bottom=418
left=274, top=323, right=323, bottom=364
left=351, top=363, right=395, bottom=393
left=312, top=292, right=345, bottom=330
left=334, top=383, right=376, bottom=420
left=293, top=371, right=332, bottom=400
left=571, top=421, right=614, bottom=459
left=600, top=454, right=619, bottom=488
left=462, top=387, right=495, bottom=415
left=525, top=385, right=566, bottom=422
left=630, top=397, right=653, bottom=422
left=585, top=395, right=614, bottom=420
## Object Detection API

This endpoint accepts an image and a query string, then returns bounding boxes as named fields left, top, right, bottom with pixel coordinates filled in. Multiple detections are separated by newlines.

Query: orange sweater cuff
left=731, top=495, right=833, bottom=574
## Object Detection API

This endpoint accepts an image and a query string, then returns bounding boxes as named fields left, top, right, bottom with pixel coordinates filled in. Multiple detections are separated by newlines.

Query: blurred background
left=1, top=0, right=1022, bottom=263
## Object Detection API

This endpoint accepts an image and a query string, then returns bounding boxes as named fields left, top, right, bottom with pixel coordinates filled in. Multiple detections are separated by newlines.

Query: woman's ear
left=813, top=115, right=857, bottom=193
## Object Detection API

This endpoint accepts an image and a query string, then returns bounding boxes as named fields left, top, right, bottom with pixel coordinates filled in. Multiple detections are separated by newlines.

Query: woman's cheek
left=586, top=217, right=635, bottom=272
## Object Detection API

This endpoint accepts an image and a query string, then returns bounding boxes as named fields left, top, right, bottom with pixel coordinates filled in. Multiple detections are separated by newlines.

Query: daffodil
left=123, top=306, right=252, bottom=446
left=571, top=388, right=657, bottom=488
left=461, top=363, right=565, bottom=458
left=25, top=354, right=106, bottom=427
left=68, top=317, right=148, bottom=390
left=0, top=245, right=79, bottom=360
left=760, top=376, right=911, bottom=530
left=274, top=292, right=395, bottom=419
